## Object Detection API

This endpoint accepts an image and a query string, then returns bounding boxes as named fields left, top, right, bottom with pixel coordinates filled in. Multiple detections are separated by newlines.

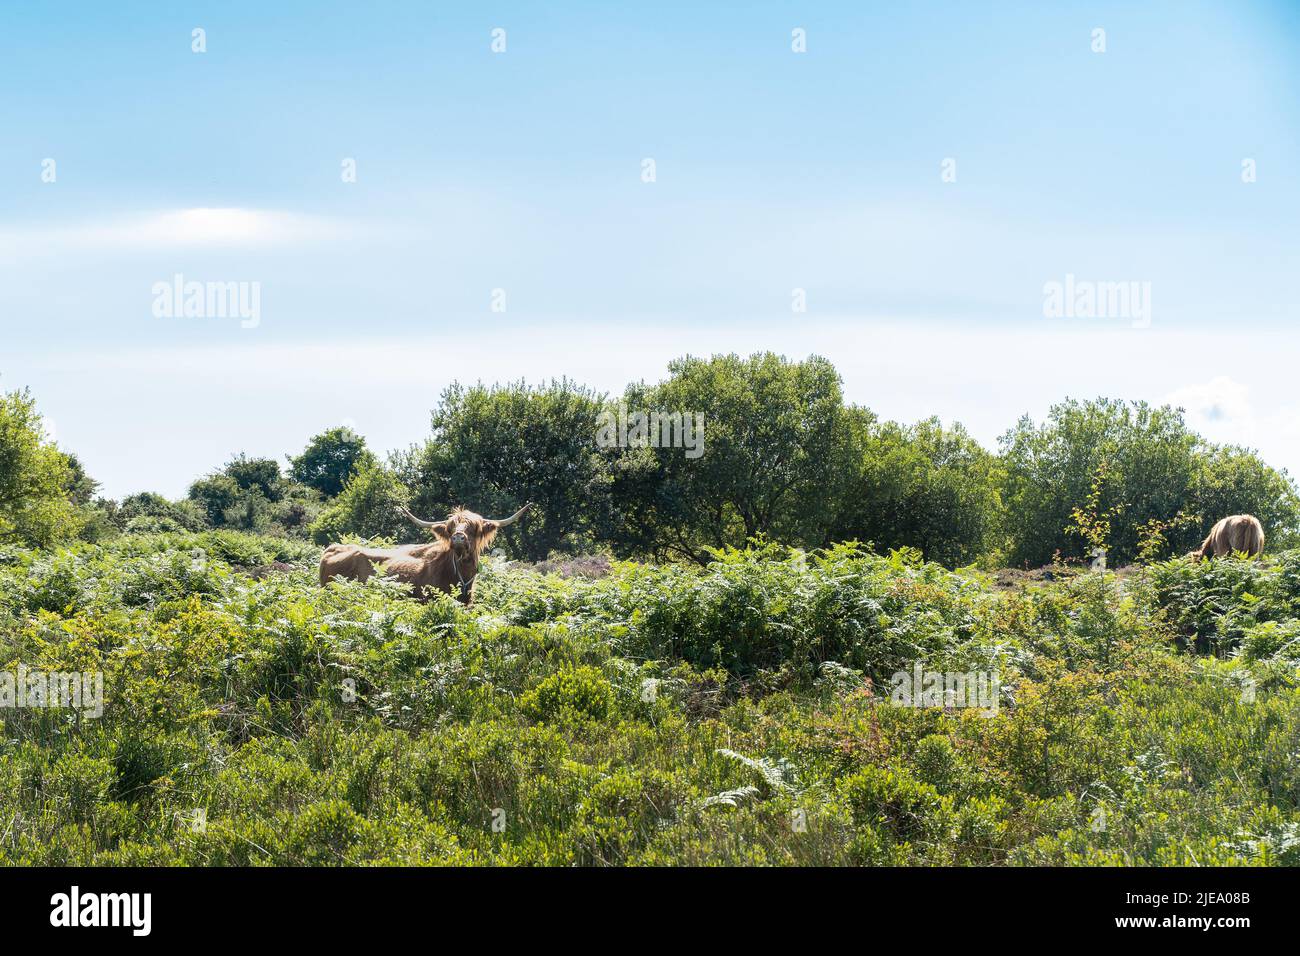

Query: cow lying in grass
left=1189, top=514, right=1264, bottom=561
left=319, top=503, right=533, bottom=604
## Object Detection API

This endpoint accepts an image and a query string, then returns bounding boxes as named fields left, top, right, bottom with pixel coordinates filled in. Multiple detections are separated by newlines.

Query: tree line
left=3, top=352, right=1297, bottom=567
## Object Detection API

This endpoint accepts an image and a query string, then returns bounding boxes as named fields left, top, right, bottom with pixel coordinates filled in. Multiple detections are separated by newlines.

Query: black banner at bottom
left=0, top=866, right=1279, bottom=942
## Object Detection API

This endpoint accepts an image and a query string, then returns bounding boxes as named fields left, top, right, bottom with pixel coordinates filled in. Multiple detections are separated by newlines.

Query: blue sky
left=2, top=1, right=1298, bottom=497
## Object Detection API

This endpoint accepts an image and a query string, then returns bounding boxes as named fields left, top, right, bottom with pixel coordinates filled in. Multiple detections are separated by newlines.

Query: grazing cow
left=1189, top=514, right=1265, bottom=561
left=319, top=502, right=533, bottom=604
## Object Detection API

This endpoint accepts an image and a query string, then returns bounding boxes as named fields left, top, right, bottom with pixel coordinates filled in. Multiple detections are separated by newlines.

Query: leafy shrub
left=1241, top=620, right=1300, bottom=663
left=1148, top=553, right=1282, bottom=653
left=521, top=666, right=614, bottom=723
left=840, top=764, right=947, bottom=843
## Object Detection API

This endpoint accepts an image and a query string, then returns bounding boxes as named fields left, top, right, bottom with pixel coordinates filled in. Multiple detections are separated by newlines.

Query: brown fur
left=319, top=506, right=527, bottom=604
left=1189, top=514, right=1265, bottom=561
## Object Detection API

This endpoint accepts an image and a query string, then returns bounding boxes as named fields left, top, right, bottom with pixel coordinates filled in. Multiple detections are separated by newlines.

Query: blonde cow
left=1188, top=514, right=1264, bottom=562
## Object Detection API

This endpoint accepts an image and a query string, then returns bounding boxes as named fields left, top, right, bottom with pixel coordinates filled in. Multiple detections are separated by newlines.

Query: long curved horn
left=397, top=506, right=445, bottom=529
left=488, top=502, right=533, bottom=528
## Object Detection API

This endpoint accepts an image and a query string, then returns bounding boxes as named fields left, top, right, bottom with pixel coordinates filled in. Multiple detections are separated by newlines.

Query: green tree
left=833, top=416, right=1005, bottom=566
left=1000, top=399, right=1198, bottom=565
left=188, top=454, right=292, bottom=531
left=62, top=453, right=99, bottom=507
left=617, top=353, right=861, bottom=562
left=221, top=490, right=275, bottom=533
left=0, top=389, right=82, bottom=546
left=289, top=427, right=375, bottom=498
left=187, top=475, right=242, bottom=527
left=999, top=398, right=1299, bottom=565
left=398, top=380, right=611, bottom=559
left=117, top=492, right=208, bottom=532
left=309, top=460, right=410, bottom=545
left=63, top=453, right=120, bottom=543
left=222, top=454, right=283, bottom=502
left=273, top=483, right=324, bottom=535
left=1188, top=445, right=1300, bottom=553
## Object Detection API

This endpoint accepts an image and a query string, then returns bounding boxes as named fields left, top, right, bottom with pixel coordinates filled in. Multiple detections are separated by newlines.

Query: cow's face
left=441, top=511, right=485, bottom=559
left=401, top=505, right=512, bottom=559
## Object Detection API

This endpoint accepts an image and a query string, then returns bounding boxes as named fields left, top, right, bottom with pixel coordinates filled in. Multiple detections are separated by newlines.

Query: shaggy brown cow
left=1189, top=514, right=1265, bottom=561
left=319, top=502, right=533, bottom=603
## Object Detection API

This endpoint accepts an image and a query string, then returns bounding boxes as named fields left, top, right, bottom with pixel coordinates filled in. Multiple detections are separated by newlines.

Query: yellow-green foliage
left=0, top=532, right=1297, bottom=865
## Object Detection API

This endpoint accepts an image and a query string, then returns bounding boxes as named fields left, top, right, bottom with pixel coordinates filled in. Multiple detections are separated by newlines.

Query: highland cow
left=319, top=503, right=533, bottom=604
left=1189, top=514, right=1264, bottom=561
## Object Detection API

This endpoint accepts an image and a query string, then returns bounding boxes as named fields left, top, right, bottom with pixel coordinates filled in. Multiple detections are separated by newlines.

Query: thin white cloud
left=0, top=207, right=352, bottom=253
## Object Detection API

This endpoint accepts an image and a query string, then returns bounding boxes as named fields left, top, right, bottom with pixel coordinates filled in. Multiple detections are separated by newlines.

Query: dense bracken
left=1, top=532, right=1297, bottom=866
